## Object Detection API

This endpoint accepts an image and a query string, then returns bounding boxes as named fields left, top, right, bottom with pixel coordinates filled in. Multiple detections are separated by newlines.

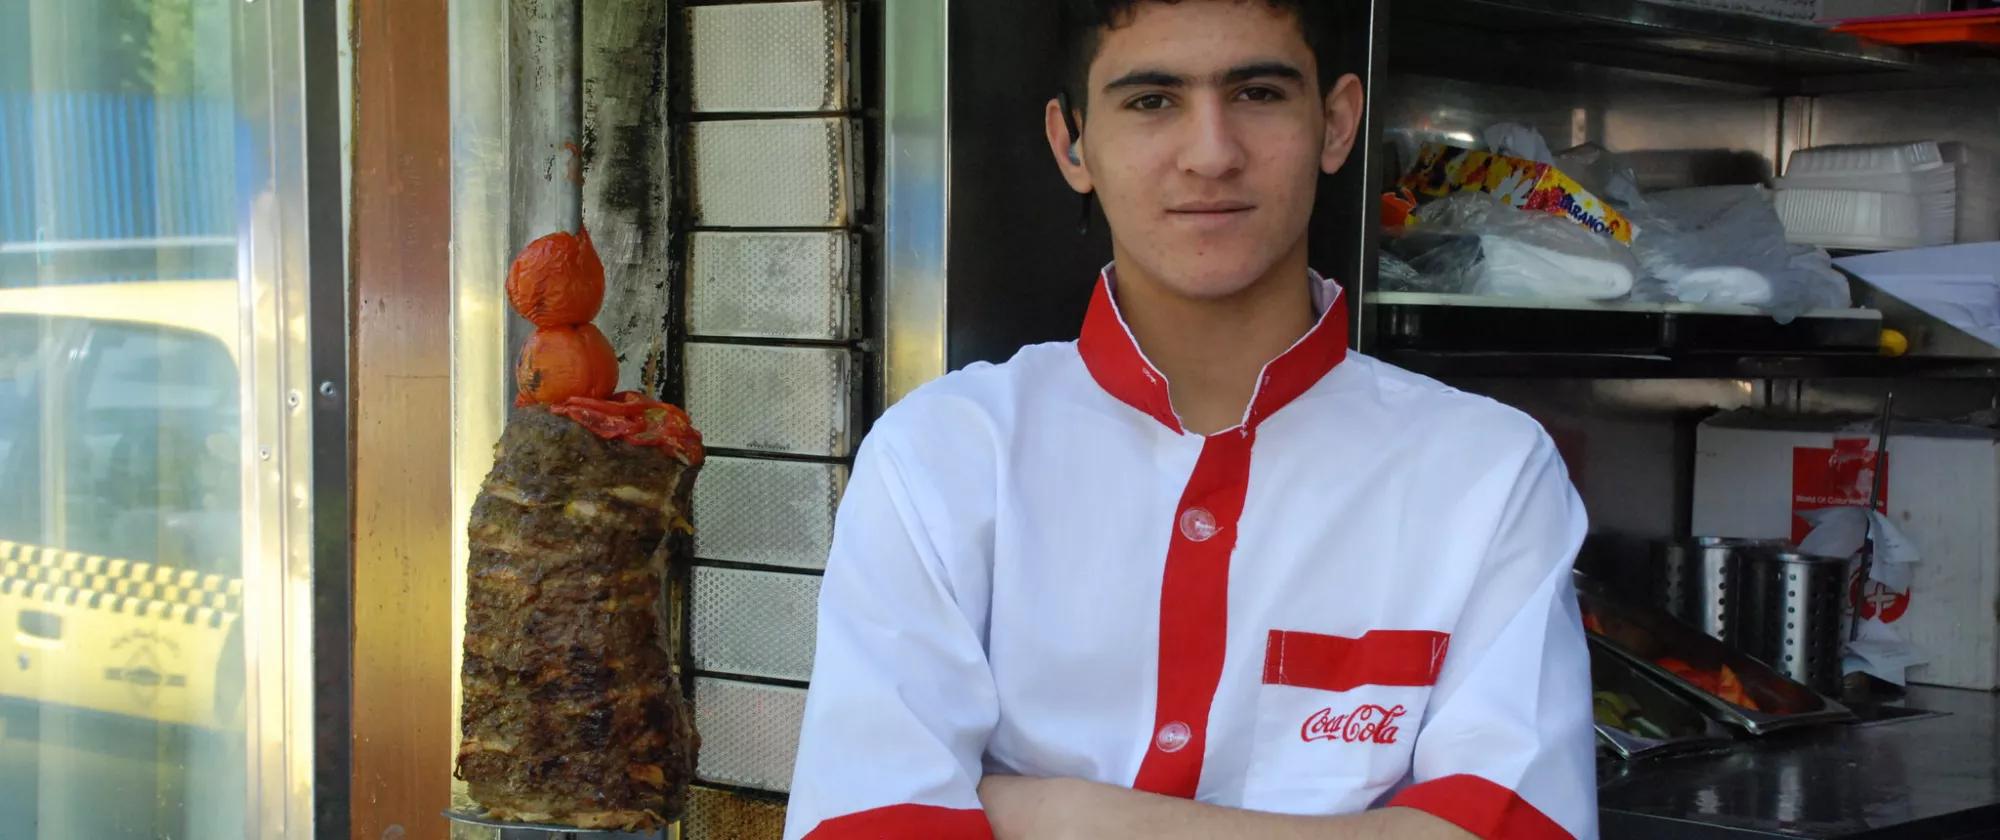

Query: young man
left=783, top=2, right=1595, bottom=838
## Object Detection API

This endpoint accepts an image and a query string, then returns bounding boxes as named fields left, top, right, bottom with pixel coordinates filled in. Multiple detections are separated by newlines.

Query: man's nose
left=1177, top=97, right=1246, bottom=179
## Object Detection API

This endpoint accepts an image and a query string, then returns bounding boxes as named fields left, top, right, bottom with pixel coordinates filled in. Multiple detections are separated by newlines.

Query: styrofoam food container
left=1777, top=163, right=1956, bottom=194
left=1777, top=188, right=1925, bottom=250
left=1786, top=141, right=1946, bottom=178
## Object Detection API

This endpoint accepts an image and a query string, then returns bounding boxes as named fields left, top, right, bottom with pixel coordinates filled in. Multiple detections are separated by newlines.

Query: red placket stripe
left=1130, top=429, right=1256, bottom=798
left=1077, top=266, right=1351, bottom=800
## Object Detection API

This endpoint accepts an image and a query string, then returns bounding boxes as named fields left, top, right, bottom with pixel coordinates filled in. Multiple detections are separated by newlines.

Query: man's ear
left=1319, top=73, right=1365, bottom=176
left=1045, top=97, right=1093, bottom=195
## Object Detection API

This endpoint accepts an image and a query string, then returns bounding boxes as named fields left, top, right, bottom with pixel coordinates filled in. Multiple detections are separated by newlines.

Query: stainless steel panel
left=234, top=0, right=326, bottom=834
left=883, top=0, right=948, bottom=404
left=694, top=456, right=845, bottom=569
left=694, top=678, right=808, bottom=793
left=584, top=0, right=675, bottom=395
left=688, top=2, right=849, bottom=114
left=506, top=0, right=583, bottom=400
left=691, top=118, right=855, bottom=228
left=448, top=0, right=514, bottom=824
left=688, top=231, right=856, bottom=341
left=691, top=567, right=821, bottom=682
left=683, top=343, right=856, bottom=456
left=1379, top=73, right=1782, bottom=190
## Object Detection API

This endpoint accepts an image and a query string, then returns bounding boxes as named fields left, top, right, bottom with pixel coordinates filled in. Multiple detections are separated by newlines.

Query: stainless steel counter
left=1598, top=687, right=2000, bottom=839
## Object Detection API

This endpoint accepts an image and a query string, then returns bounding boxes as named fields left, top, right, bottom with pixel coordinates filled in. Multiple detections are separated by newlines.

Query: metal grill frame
left=666, top=0, right=879, bottom=832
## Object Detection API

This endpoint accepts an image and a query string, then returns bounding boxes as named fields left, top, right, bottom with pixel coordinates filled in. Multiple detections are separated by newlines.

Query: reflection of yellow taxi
left=0, top=281, right=244, bottom=729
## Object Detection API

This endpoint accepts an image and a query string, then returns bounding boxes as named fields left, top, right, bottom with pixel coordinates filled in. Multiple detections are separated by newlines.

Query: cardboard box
left=1398, top=144, right=1636, bottom=244
left=1691, top=413, right=2000, bottom=690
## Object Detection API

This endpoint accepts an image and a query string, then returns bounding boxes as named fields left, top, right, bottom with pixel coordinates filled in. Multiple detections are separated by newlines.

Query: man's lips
left=1168, top=201, right=1255, bottom=214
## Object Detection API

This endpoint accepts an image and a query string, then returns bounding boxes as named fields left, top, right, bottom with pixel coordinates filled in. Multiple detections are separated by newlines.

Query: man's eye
left=1238, top=86, right=1285, bottom=103
left=1127, top=94, right=1172, bottom=111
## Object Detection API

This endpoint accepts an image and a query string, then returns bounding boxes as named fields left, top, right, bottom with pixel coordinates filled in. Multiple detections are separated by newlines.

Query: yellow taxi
left=0, top=280, right=245, bottom=730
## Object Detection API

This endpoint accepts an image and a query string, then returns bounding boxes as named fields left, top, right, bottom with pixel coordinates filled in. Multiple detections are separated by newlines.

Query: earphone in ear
left=1057, top=90, right=1094, bottom=236
left=1057, top=90, right=1084, bottom=166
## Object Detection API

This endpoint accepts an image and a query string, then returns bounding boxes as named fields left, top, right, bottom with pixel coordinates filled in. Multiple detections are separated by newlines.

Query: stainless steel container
left=1576, top=572, right=1854, bottom=735
left=1651, top=537, right=1787, bottom=641
left=1731, top=549, right=1850, bottom=697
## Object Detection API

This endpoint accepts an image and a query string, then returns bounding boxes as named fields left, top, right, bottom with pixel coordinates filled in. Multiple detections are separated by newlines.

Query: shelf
left=1358, top=291, right=1972, bottom=378
left=1391, top=0, right=2000, bottom=93
left=1369, top=291, right=1883, bottom=352
left=1378, top=349, right=2000, bottom=380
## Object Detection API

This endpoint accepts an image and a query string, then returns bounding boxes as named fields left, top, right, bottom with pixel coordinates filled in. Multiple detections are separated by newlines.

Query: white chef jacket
left=783, top=267, right=1596, bottom=840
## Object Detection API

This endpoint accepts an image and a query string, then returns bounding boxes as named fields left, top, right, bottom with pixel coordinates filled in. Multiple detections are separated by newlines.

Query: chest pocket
left=1241, top=629, right=1449, bottom=814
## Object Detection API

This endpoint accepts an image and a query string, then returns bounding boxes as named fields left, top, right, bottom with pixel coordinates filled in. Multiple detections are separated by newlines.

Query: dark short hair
left=1059, top=0, right=1358, bottom=115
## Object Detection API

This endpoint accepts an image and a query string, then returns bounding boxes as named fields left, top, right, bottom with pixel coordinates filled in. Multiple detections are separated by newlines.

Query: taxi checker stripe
left=3, top=581, right=227, bottom=625
left=13, top=583, right=149, bottom=619
left=0, top=541, right=241, bottom=609
left=1262, top=629, right=1452, bottom=693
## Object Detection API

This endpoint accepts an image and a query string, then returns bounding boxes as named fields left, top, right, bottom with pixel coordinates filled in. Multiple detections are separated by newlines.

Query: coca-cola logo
left=1300, top=703, right=1407, bottom=745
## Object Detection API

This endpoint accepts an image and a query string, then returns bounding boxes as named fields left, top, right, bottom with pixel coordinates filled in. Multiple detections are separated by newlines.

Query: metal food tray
left=1589, top=637, right=1737, bottom=760
left=442, top=809, right=669, bottom=839
left=1575, top=572, right=1855, bottom=736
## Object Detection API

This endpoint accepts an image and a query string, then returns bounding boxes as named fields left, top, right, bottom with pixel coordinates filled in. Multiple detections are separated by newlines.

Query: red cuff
left=1387, top=775, right=1572, bottom=840
left=803, top=804, right=994, bottom=840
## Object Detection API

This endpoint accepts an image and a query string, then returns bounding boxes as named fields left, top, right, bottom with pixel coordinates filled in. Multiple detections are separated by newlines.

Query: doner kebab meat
left=455, top=228, right=705, bottom=830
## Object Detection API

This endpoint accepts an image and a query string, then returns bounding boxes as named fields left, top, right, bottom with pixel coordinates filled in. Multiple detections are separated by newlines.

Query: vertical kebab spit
left=456, top=229, right=706, bottom=831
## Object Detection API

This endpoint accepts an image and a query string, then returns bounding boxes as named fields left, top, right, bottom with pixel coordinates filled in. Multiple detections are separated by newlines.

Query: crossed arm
left=979, top=775, right=1475, bottom=840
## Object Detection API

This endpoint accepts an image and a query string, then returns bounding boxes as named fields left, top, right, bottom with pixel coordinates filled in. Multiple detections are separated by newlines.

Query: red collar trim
left=1077, top=266, right=1350, bottom=435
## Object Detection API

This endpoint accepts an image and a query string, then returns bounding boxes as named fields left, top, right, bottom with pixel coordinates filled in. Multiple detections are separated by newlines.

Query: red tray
left=1831, top=8, right=2000, bottom=46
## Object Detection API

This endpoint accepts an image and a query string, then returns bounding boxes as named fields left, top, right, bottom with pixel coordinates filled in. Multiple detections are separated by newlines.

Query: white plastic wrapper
left=1798, top=505, right=1927, bottom=685
left=1556, top=143, right=1645, bottom=210
left=1483, top=122, right=1555, bottom=165
left=1398, top=193, right=1638, bottom=301
left=1628, top=186, right=1852, bottom=321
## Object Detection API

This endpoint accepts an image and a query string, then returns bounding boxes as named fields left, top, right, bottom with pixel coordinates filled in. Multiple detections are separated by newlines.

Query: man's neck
left=1109, top=245, right=1318, bottom=436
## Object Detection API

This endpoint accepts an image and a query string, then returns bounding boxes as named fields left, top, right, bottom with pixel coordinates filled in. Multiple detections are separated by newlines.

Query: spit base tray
left=442, top=809, right=669, bottom=839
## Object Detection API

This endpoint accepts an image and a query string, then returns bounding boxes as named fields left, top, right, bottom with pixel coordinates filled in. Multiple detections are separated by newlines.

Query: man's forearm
left=979, top=776, right=1475, bottom=840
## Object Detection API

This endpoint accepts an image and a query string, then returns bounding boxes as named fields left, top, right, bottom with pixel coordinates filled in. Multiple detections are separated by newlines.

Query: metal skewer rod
left=1851, top=390, right=1894, bottom=642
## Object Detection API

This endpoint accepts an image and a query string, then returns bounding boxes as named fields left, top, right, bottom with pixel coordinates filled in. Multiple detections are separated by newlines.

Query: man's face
left=1047, top=1, right=1362, bottom=301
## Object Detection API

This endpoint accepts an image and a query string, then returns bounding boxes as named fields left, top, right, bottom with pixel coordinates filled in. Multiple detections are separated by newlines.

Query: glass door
left=0, top=0, right=328, bottom=836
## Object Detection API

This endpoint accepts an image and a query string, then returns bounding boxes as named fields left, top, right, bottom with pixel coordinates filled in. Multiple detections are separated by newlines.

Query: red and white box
left=1691, top=411, right=2000, bottom=691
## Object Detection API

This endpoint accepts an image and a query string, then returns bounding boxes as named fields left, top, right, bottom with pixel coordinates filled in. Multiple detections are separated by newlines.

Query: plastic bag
left=1556, top=143, right=1645, bottom=210
left=1627, top=185, right=1851, bottom=322
left=1484, top=122, right=1555, bottom=165
left=1394, top=193, right=1639, bottom=301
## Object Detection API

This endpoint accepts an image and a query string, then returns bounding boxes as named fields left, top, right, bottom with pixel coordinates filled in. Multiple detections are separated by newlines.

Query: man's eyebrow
left=1103, top=69, right=1187, bottom=92
left=1219, top=61, right=1306, bottom=86
left=1101, top=61, right=1307, bottom=94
